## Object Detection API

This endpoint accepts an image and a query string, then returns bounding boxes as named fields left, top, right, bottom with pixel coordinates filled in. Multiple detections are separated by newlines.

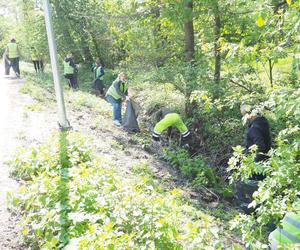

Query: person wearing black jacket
left=241, top=104, right=271, bottom=163
left=245, top=117, right=271, bottom=161
left=242, top=104, right=271, bottom=183
left=233, top=104, right=272, bottom=214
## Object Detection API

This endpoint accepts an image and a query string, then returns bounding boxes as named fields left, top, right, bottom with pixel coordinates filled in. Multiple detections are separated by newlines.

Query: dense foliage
left=8, top=132, right=222, bottom=249
left=228, top=89, right=300, bottom=247
left=1, top=0, right=300, bottom=247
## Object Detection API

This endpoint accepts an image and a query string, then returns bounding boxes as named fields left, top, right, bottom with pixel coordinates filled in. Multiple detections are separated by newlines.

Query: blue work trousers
left=106, top=95, right=122, bottom=122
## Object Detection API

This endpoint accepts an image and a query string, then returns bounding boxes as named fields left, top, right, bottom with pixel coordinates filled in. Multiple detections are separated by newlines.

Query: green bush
left=227, top=88, right=300, bottom=248
left=165, top=148, right=218, bottom=188
left=8, top=132, right=222, bottom=249
left=134, top=82, right=185, bottom=116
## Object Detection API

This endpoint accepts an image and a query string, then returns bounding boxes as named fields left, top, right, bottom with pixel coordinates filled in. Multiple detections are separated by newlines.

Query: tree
left=184, top=0, right=195, bottom=62
left=212, top=0, right=221, bottom=84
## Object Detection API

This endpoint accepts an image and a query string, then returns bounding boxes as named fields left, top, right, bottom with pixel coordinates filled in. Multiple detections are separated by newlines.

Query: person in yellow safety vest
left=5, top=38, right=20, bottom=78
left=92, top=60, right=105, bottom=96
left=269, top=211, right=300, bottom=249
left=63, top=53, right=78, bottom=90
left=91, top=58, right=100, bottom=79
left=105, top=72, right=129, bottom=126
left=31, top=47, right=43, bottom=73
left=151, top=107, right=192, bottom=143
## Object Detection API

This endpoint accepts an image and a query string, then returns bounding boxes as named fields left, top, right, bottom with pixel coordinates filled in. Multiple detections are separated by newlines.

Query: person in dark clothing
left=5, top=38, right=21, bottom=78
left=241, top=104, right=271, bottom=164
left=63, top=54, right=78, bottom=90
left=233, top=104, right=272, bottom=214
left=92, top=61, right=105, bottom=96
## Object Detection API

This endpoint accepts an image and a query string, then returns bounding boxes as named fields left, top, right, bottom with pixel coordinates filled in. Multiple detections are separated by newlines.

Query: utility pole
left=42, top=0, right=70, bottom=129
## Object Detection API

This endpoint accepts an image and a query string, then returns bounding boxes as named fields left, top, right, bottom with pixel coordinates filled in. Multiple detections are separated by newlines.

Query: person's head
left=240, top=103, right=259, bottom=121
left=67, top=53, right=73, bottom=59
left=96, top=59, right=102, bottom=67
left=240, top=104, right=251, bottom=117
left=119, top=72, right=128, bottom=82
left=11, top=38, right=16, bottom=43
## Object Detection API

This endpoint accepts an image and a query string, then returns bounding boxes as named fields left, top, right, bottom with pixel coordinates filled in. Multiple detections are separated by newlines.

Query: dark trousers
left=33, top=60, right=40, bottom=72
left=64, top=74, right=78, bottom=89
left=92, top=79, right=105, bottom=95
left=8, top=57, right=20, bottom=75
left=32, top=60, right=43, bottom=72
left=40, top=61, right=44, bottom=72
left=32, top=60, right=44, bottom=72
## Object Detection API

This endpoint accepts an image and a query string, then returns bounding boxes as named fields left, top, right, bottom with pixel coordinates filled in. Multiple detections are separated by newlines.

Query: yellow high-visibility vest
left=63, top=61, right=74, bottom=75
left=7, top=42, right=19, bottom=58
left=106, top=80, right=128, bottom=100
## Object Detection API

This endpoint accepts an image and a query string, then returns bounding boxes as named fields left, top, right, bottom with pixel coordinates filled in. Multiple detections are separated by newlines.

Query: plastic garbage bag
left=122, top=100, right=140, bottom=133
left=4, top=56, right=10, bottom=75
left=233, top=179, right=259, bottom=214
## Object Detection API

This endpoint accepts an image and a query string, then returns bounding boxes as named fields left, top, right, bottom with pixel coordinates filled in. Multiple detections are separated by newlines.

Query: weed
left=24, top=103, right=43, bottom=112
left=8, top=132, right=223, bottom=249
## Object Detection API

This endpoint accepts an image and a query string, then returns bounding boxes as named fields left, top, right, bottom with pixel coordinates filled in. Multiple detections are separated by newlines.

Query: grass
left=20, top=63, right=112, bottom=117
left=24, top=102, right=43, bottom=112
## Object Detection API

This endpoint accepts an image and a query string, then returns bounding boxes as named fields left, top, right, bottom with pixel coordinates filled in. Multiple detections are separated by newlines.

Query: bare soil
left=0, top=74, right=58, bottom=249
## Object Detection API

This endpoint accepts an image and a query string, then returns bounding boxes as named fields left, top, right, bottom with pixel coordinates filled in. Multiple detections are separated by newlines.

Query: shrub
left=227, top=88, right=300, bottom=248
left=8, top=132, right=222, bottom=249
left=165, top=148, right=218, bottom=188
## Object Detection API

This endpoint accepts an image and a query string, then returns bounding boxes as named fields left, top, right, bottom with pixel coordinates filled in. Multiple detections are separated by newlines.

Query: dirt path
left=0, top=73, right=57, bottom=249
left=0, top=75, right=28, bottom=249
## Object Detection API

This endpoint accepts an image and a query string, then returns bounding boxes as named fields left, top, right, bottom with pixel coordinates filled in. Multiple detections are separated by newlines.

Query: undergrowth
left=8, top=132, right=225, bottom=249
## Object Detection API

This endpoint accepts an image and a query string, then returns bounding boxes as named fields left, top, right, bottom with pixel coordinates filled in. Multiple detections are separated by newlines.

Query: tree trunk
left=213, top=0, right=221, bottom=84
left=152, top=4, right=164, bottom=67
left=268, top=58, right=273, bottom=87
left=184, top=0, right=195, bottom=62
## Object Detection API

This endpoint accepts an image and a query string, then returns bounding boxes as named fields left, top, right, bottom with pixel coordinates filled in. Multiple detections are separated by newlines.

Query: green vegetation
left=24, top=102, right=43, bottom=112
left=1, top=0, right=300, bottom=248
left=165, top=148, right=218, bottom=188
left=228, top=89, right=300, bottom=248
left=8, top=132, right=222, bottom=249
